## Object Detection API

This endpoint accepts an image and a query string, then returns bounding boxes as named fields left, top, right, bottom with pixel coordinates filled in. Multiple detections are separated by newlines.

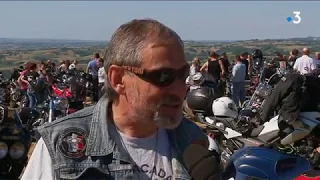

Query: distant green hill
left=0, top=36, right=320, bottom=68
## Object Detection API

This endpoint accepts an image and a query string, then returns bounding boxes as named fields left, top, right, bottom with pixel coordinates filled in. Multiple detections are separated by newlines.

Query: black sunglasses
left=121, top=64, right=190, bottom=87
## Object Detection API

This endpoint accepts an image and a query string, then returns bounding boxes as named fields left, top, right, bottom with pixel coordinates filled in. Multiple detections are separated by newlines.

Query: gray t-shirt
left=232, top=63, right=246, bottom=83
left=118, top=128, right=174, bottom=180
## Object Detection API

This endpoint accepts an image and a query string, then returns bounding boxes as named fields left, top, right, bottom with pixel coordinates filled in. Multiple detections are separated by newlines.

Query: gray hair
left=103, top=18, right=183, bottom=101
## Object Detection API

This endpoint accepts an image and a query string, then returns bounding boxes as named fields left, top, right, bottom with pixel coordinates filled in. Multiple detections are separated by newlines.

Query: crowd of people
left=12, top=53, right=107, bottom=108
left=189, top=47, right=320, bottom=107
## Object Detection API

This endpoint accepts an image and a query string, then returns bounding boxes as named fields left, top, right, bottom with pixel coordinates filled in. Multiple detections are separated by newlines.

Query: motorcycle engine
left=294, top=137, right=320, bottom=168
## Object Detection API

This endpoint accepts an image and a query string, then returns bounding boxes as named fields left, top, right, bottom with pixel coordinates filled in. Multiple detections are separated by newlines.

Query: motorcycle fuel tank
left=223, top=146, right=311, bottom=180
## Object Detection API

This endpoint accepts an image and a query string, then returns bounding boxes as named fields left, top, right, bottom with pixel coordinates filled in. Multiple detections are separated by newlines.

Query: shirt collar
left=85, top=95, right=115, bottom=156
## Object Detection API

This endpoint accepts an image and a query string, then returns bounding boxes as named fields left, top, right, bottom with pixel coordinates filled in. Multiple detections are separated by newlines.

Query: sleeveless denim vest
left=37, top=96, right=209, bottom=180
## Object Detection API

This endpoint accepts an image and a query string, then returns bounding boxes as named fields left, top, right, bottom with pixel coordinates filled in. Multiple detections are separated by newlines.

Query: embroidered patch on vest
left=58, top=127, right=88, bottom=159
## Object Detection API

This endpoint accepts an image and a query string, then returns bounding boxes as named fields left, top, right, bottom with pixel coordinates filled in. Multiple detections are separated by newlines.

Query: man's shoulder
left=37, top=105, right=95, bottom=133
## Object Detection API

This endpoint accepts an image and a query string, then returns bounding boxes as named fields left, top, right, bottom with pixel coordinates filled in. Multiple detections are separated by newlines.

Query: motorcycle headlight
left=0, top=142, right=8, bottom=159
left=9, top=142, right=25, bottom=159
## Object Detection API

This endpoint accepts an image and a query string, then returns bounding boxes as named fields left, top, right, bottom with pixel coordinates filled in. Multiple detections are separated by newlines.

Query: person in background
left=315, top=52, right=320, bottom=61
left=23, top=61, right=29, bottom=70
left=240, top=52, right=249, bottom=79
left=313, top=52, right=320, bottom=74
left=38, top=61, right=46, bottom=79
left=314, top=52, right=320, bottom=67
left=279, top=55, right=287, bottom=70
left=65, top=60, right=71, bottom=71
left=51, top=63, right=56, bottom=72
left=69, top=60, right=78, bottom=70
left=220, top=52, right=230, bottom=75
left=97, top=58, right=105, bottom=98
left=219, top=53, right=230, bottom=95
left=247, top=54, right=253, bottom=75
left=288, top=49, right=299, bottom=70
left=293, top=48, right=316, bottom=75
left=58, top=60, right=66, bottom=72
left=21, top=62, right=39, bottom=108
left=282, top=55, right=287, bottom=61
left=200, top=51, right=225, bottom=81
left=232, top=55, right=246, bottom=107
left=86, top=53, right=100, bottom=102
left=37, top=61, right=49, bottom=104
left=190, top=56, right=201, bottom=76
left=274, top=51, right=282, bottom=60
left=17, top=61, right=30, bottom=107
left=22, top=18, right=212, bottom=180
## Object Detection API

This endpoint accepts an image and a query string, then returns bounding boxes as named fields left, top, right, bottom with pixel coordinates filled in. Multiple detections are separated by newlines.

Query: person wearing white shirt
left=69, top=60, right=78, bottom=70
left=97, top=59, right=105, bottom=98
left=293, top=48, right=316, bottom=75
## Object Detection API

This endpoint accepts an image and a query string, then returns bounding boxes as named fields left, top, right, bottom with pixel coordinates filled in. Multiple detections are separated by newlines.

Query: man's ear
left=108, top=65, right=126, bottom=95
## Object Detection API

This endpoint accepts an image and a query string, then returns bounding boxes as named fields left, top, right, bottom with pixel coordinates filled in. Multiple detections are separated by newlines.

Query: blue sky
left=0, top=1, right=318, bottom=41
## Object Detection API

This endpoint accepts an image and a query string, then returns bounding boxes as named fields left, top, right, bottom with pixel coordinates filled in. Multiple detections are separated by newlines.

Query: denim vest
left=37, top=96, right=209, bottom=180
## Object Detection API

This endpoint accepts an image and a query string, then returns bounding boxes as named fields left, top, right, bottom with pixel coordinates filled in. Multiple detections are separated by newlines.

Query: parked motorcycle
left=45, top=72, right=86, bottom=123
left=0, top=105, right=38, bottom=179
left=242, top=67, right=288, bottom=109
left=196, top=97, right=320, bottom=171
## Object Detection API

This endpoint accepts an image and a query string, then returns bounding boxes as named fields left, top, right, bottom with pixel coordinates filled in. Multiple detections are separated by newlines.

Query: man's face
left=123, top=41, right=188, bottom=129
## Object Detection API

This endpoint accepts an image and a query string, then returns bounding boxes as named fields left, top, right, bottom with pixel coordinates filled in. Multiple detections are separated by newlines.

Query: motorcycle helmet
left=211, top=97, right=238, bottom=118
left=251, top=49, right=263, bottom=59
left=186, top=87, right=215, bottom=114
left=190, top=72, right=205, bottom=86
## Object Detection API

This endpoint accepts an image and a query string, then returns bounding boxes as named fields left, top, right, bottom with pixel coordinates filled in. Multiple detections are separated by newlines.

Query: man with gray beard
left=22, top=19, right=211, bottom=180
